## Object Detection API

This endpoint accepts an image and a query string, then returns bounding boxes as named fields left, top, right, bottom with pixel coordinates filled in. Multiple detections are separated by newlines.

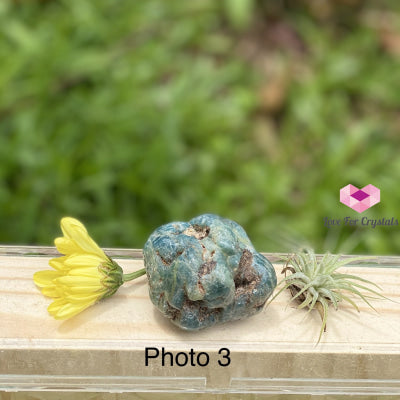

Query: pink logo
left=340, top=184, right=380, bottom=213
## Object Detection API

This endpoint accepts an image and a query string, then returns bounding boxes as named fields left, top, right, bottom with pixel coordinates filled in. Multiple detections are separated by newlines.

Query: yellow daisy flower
left=34, top=217, right=145, bottom=320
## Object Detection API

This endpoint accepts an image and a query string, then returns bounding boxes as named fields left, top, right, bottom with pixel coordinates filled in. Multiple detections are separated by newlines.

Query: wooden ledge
left=0, top=246, right=399, bottom=395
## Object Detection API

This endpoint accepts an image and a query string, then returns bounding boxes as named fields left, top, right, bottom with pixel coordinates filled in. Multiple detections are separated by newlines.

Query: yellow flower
left=33, top=217, right=124, bottom=319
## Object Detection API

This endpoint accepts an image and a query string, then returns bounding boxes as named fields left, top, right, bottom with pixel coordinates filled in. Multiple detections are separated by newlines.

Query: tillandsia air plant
left=270, top=248, right=389, bottom=343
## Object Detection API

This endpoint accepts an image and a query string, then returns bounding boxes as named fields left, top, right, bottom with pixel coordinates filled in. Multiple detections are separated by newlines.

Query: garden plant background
left=1, top=0, right=400, bottom=255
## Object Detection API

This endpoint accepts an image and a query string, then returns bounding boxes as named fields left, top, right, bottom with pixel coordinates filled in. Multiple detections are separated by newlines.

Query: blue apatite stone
left=143, top=214, right=277, bottom=330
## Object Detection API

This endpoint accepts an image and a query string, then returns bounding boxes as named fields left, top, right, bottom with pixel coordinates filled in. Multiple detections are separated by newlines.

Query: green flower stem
left=123, top=268, right=146, bottom=282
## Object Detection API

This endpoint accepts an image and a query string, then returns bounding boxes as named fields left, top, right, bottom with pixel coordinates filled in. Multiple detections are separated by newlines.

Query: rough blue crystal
left=143, top=214, right=277, bottom=330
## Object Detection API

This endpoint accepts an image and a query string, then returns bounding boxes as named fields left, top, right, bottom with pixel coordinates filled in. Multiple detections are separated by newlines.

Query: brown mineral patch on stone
left=165, top=302, right=181, bottom=321
left=198, top=260, right=217, bottom=276
left=156, top=251, right=171, bottom=266
left=200, top=243, right=207, bottom=260
left=182, top=295, right=223, bottom=323
left=156, top=250, right=183, bottom=266
left=234, top=250, right=261, bottom=305
left=183, top=224, right=210, bottom=240
left=197, top=280, right=205, bottom=295
left=158, top=292, right=165, bottom=306
left=234, top=249, right=259, bottom=287
left=235, top=284, right=265, bottom=306
left=197, top=260, right=216, bottom=296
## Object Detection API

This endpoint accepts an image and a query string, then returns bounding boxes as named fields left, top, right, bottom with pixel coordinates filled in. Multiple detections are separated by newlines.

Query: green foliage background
left=1, top=0, right=400, bottom=254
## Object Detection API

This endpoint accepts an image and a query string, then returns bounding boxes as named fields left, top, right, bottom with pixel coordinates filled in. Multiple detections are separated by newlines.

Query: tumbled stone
left=143, top=214, right=277, bottom=330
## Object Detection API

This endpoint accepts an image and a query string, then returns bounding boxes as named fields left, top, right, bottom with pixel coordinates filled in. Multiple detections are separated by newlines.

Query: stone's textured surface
left=143, top=214, right=277, bottom=330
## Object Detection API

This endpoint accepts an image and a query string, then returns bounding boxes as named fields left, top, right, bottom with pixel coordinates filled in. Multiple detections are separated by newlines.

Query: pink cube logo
left=340, top=184, right=380, bottom=213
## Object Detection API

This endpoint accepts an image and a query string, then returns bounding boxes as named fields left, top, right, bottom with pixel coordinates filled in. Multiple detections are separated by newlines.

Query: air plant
left=270, top=249, right=389, bottom=343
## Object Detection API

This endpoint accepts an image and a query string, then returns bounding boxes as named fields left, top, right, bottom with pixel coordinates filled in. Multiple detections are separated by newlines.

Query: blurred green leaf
left=0, top=0, right=400, bottom=256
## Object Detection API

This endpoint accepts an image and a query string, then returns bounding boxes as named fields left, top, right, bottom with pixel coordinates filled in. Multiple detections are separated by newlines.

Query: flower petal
left=60, top=217, right=106, bottom=258
left=33, top=217, right=123, bottom=320
left=47, top=298, right=68, bottom=313
left=48, top=298, right=97, bottom=319
left=41, top=286, right=62, bottom=298
left=59, top=285, right=106, bottom=295
left=49, top=256, right=69, bottom=271
left=64, top=254, right=104, bottom=269
left=33, top=270, right=63, bottom=287
left=56, top=275, right=104, bottom=287
left=60, top=217, right=87, bottom=239
left=55, top=237, right=81, bottom=255
left=67, top=267, right=102, bottom=278
left=65, top=292, right=102, bottom=304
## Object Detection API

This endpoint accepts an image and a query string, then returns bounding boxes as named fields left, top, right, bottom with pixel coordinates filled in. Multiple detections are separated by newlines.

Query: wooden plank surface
left=0, top=247, right=399, bottom=394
